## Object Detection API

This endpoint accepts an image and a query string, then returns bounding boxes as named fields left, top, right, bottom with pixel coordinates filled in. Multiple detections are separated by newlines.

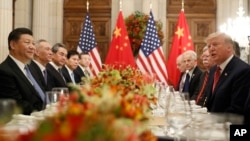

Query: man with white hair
left=181, top=50, right=202, bottom=99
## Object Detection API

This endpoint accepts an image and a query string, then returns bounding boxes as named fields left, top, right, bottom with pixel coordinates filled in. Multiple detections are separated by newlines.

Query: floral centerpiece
left=16, top=66, right=158, bottom=141
left=125, top=11, right=164, bottom=57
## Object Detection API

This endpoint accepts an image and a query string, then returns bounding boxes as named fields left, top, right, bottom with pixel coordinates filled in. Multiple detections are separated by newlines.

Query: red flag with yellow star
left=105, top=11, right=136, bottom=69
left=166, top=9, right=194, bottom=89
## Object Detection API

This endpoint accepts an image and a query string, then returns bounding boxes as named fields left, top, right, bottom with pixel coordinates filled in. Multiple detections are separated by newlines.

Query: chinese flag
left=105, top=11, right=136, bottom=69
left=166, top=9, right=194, bottom=89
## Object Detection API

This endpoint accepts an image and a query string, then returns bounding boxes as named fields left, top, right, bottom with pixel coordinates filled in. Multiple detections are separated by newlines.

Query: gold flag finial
left=181, top=0, right=184, bottom=11
left=150, top=0, right=152, bottom=10
left=119, top=0, right=122, bottom=11
left=87, top=0, right=89, bottom=12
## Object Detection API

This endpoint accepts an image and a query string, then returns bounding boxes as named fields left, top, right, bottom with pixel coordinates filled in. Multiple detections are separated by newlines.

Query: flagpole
left=181, top=0, right=184, bottom=11
left=149, top=0, right=152, bottom=10
left=86, top=0, right=89, bottom=12
left=119, top=0, right=122, bottom=11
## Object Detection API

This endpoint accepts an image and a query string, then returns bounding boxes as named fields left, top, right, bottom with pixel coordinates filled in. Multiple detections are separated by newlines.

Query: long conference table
left=1, top=101, right=244, bottom=141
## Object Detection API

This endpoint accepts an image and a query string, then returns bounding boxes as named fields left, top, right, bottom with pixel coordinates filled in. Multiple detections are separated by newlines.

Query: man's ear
left=34, top=48, right=39, bottom=56
left=10, top=40, right=16, bottom=50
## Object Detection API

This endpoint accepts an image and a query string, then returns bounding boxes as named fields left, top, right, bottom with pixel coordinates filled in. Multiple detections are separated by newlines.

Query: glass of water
left=0, top=99, right=17, bottom=125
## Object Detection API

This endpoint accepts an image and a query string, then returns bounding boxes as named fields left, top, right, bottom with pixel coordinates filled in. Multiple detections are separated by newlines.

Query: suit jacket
left=0, top=56, right=44, bottom=115
left=73, top=66, right=86, bottom=84
left=205, top=56, right=250, bottom=115
left=46, top=63, right=67, bottom=91
left=29, top=60, right=48, bottom=91
left=188, top=66, right=202, bottom=99
left=191, top=71, right=209, bottom=105
left=61, top=66, right=80, bottom=84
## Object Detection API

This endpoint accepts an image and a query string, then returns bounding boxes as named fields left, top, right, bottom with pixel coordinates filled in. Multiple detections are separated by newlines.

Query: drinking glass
left=0, top=99, right=17, bottom=125
left=46, top=91, right=61, bottom=105
left=52, top=87, right=69, bottom=101
left=157, top=84, right=167, bottom=109
left=166, top=92, right=192, bottom=141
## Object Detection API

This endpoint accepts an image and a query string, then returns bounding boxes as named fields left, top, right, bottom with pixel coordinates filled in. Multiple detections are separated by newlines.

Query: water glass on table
left=0, top=99, right=17, bottom=125
left=165, top=92, right=192, bottom=141
left=51, top=87, right=69, bottom=101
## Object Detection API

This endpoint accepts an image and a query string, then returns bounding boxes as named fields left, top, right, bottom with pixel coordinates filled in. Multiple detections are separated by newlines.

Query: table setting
left=149, top=82, right=244, bottom=141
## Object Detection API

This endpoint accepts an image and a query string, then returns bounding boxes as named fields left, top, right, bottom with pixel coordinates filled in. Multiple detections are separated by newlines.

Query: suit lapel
left=6, top=57, right=43, bottom=100
left=213, top=57, right=235, bottom=93
left=7, top=57, right=32, bottom=87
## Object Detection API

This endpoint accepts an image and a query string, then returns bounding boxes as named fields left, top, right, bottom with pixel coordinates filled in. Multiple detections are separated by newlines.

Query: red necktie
left=196, top=71, right=208, bottom=104
left=212, top=66, right=221, bottom=93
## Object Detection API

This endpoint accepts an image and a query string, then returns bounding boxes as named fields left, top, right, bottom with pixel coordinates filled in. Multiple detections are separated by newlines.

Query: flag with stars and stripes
left=136, top=11, right=168, bottom=85
left=105, top=11, right=136, bottom=69
left=166, top=9, right=194, bottom=89
left=77, top=12, right=102, bottom=76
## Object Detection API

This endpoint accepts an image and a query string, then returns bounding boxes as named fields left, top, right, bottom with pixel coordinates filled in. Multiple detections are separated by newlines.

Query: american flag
left=77, top=12, right=102, bottom=76
left=136, top=11, right=168, bottom=84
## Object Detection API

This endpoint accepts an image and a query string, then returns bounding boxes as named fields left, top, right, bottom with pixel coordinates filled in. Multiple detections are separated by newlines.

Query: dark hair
left=67, top=50, right=79, bottom=59
left=51, top=43, right=66, bottom=53
left=79, top=52, right=89, bottom=59
left=233, top=41, right=241, bottom=57
left=8, top=27, right=33, bottom=50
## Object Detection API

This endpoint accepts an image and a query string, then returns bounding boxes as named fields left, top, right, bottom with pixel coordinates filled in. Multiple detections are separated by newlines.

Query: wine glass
left=51, top=87, right=69, bottom=109
left=52, top=87, right=69, bottom=101
left=157, top=83, right=167, bottom=109
left=166, top=92, right=192, bottom=141
left=0, top=99, right=17, bottom=125
left=152, top=82, right=167, bottom=117
left=46, top=91, right=61, bottom=105
left=44, top=91, right=62, bottom=115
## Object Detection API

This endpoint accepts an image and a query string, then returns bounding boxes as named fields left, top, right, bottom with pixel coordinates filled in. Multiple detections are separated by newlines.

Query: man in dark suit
left=74, top=52, right=92, bottom=83
left=204, top=32, right=250, bottom=117
left=61, top=50, right=80, bottom=84
left=0, top=28, right=45, bottom=115
left=46, top=43, right=68, bottom=90
left=182, top=50, right=202, bottom=99
left=29, top=39, right=52, bottom=91
left=192, top=46, right=215, bottom=106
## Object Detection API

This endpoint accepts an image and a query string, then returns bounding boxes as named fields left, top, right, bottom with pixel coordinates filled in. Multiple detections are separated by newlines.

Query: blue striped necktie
left=25, top=65, right=45, bottom=102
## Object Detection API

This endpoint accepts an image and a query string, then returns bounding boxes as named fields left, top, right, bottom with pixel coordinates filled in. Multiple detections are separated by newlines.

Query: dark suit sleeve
left=227, top=69, right=250, bottom=114
left=244, top=89, right=250, bottom=125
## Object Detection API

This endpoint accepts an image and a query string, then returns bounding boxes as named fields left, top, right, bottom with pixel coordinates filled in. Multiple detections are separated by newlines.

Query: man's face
left=52, top=47, right=67, bottom=67
left=10, top=34, right=35, bottom=63
left=35, top=41, right=52, bottom=64
left=176, top=58, right=185, bottom=72
left=201, top=49, right=214, bottom=69
left=183, top=54, right=196, bottom=71
left=207, top=35, right=231, bottom=65
left=66, top=54, right=79, bottom=70
left=79, top=54, right=91, bottom=67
